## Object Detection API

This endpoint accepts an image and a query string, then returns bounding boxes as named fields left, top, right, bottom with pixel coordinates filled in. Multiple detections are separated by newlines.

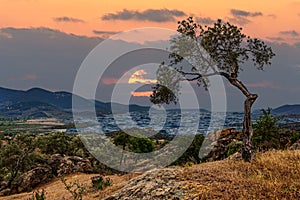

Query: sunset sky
left=1, top=0, right=300, bottom=43
left=1, top=0, right=300, bottom=111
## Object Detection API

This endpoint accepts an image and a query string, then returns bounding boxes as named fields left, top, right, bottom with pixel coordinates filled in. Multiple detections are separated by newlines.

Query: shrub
left=226, top=141, right=242, bottom=157
left=61, top=177, right=86, bottom=200
left=28, top=189, right=46, bottom=200
left=91, top=175, right=112, bottom=190
left=253, top=108, right=280, bottom=150
left=290, top=132, right=300, bottom=144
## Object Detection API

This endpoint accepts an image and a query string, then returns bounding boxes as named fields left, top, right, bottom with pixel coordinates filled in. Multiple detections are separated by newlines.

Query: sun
left=128, top=70, right=157, bottom=84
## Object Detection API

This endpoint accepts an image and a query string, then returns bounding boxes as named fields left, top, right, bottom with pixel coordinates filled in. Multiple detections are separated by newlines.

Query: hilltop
left=1, top=150, right=299, bottom=200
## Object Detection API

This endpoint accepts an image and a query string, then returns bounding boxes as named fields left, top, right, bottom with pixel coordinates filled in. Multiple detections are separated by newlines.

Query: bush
left=28, top=189, right=46, bottom=200
left=172, top=134, right=205, bottom=166
left=61, top=177, right=86, bottom=200
left=113, top=132, right=155, bottom=153
left=253, top=108, right=280, bottom=150
left=290, top=132, right=300, bottom=144
left=91, top=175, right=112, bottom=190
left=226, top=141, right=242, bottom=157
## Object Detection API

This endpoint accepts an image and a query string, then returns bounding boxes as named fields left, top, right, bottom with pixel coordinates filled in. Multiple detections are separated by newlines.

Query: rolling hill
left=0, top=87, right=149, bottom=119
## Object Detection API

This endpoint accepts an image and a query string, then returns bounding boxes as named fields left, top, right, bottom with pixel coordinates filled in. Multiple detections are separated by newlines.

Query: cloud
left=279, top=30, right=299, bottom=37
left=22, top=74, right=38, bottom=81
left=0, top=27, right=102, bottom=91
left=53, top=16, right=85, bottom=23
left=266, top=36, right=285, bottom=42
left=93, top=30, right=120, bottom=36
left=101, top=77, right=119, bottom=85
left=1, top=26, right=300, bottom=111
left=228, top=9, right=263, bottom=25
left=131, top=91, right=153, bottom=97
left=230, top=9, right=263, bottom=17
left=227, top=17, right=251, bottom=25
left=10, top=73, right=38, bottom=81
left=295, top=42, right=300, bottom=48
left=267, top=14, right=277, bottom=19
left=247, top=81, right=276, bottom=88
left=196, top=17, right=215, bottom=25
left=0, top=30, right=13, bottom=39
left=101, top=9, right=186, bottom=22
left=128, top=70, right=157, bottom=84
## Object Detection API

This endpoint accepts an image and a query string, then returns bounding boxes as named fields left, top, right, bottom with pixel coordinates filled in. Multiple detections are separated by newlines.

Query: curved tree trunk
left=241, top=94, right=258, bottom=162
left=222, top=74, right=258, bottom=162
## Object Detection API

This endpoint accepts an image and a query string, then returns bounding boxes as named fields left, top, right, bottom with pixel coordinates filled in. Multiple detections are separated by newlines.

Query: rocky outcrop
left=48, top=154, right=93, bottom=176
left=289, top=140, right=300, bottom=150
left=106, top=168, right=184, bottom=200
left=11, top=166, right=52, bottom=193
left=200, top=128, right=242, bottom=161
left=0, top=155, right=93, bottom=195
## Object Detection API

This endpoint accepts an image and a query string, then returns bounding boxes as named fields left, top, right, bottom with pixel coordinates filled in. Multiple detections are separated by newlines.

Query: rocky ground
left=1, top=150, right=299, bottom=200
left=1, top=126, right=300, bottom=199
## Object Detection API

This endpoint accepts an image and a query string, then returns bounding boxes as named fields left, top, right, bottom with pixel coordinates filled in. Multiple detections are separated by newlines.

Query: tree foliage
left=113, top=132, right=155, bottom=153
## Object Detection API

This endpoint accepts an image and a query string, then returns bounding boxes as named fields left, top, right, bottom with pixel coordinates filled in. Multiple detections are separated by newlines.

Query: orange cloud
left=128, top=70, right=157, bottom=84
left=102, top=77, right=119, bottom=85
left=131, top=91, right=153, bottom=97
left=247, top=80, right=283, bottom=90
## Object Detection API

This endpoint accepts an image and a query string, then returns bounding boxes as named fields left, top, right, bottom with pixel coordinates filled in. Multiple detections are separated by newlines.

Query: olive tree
left=150, top=17, right=275, bottom=162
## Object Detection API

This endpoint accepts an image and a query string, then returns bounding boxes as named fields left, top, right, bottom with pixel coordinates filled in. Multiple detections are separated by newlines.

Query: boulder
left=200, top=128, right=242, bottom=161
left=11, top=166, right=52, bottom=193
left=48, top=154, right=93, bottom=176
left=106, top=168, right=183, bottom=200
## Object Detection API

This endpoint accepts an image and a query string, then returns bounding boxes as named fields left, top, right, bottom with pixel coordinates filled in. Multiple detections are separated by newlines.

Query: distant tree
left=113, top=132, right=155, bottom=164
left=150, top=17, right=275, bottom=162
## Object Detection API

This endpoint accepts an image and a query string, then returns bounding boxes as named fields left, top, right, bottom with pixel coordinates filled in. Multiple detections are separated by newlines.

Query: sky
left=1, top=0, right=300, bottom=111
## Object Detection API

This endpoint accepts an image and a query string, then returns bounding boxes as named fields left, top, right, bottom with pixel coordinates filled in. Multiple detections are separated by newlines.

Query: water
left=72, top=110, right=300, bottom=135
left=79, top=110, right=299, bottom=135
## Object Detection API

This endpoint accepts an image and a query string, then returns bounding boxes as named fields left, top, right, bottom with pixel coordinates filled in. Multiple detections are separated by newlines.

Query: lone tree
left=150, top=17, right=275, bottom=162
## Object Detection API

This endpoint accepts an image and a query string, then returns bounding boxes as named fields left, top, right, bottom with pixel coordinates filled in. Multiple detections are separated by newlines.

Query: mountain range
left=0, top=87, right=300, bottom=119
left=0, top=87, right=148, bottom=119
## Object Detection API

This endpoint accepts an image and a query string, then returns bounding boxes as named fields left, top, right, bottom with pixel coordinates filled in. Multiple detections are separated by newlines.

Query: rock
left=226, top=152, right=243, bottom=161
left=11, top=166, right=52, bottom=193
left=200, top=128, right=242, bottom=161
left=106, top=168, right=183, bottom=200
left=48, top=154, right=93, bottom=176
left=289, top=140, right=300, bottom=150
left=0, top=188, right=11, bottom=196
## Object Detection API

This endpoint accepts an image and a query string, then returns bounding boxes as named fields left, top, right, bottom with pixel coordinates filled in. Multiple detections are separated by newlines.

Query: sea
left=77, top=110, right=300, bottom=135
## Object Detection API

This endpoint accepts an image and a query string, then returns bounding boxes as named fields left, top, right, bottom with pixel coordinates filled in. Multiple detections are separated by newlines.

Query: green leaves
left=151, top=17, right=275, bottom=106
left=113, top=132, right=155, bottom=153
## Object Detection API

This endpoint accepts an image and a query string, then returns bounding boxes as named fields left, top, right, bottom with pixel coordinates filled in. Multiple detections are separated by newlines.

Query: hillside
left=273, top=104, right=300, bottom=115
left=1, top=150, right=300, bottom=199
left=0, top=87, right=149, bottom=119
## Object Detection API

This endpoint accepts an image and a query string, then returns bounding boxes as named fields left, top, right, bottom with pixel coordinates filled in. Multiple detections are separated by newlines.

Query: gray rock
left=106, top=168, right=183, bottom=200
left=48, top=154, right=93, bottom=176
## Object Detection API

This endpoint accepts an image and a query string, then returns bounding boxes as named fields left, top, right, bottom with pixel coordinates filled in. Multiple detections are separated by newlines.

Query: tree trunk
left=241, top=94, right=258, bottom=162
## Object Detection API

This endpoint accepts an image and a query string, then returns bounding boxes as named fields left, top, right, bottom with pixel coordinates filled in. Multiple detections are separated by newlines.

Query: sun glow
left=128, top=70, right=157, bottom=84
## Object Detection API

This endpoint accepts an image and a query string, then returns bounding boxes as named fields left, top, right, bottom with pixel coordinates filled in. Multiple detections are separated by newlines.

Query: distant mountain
left=0, top=101, right=71, bottom=119
left=0, top=87, right=149, bottom=119
left=253, top=104, right=300, bottom=116
left=272, top=104, right=300, bottom=115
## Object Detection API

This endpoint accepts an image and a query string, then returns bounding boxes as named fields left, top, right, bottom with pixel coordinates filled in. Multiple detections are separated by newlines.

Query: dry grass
left=1, top=150, right=300, bottom=200
left=179, top=150, right=300, bottom=199
left=0, top=173, right=140, bottom=200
